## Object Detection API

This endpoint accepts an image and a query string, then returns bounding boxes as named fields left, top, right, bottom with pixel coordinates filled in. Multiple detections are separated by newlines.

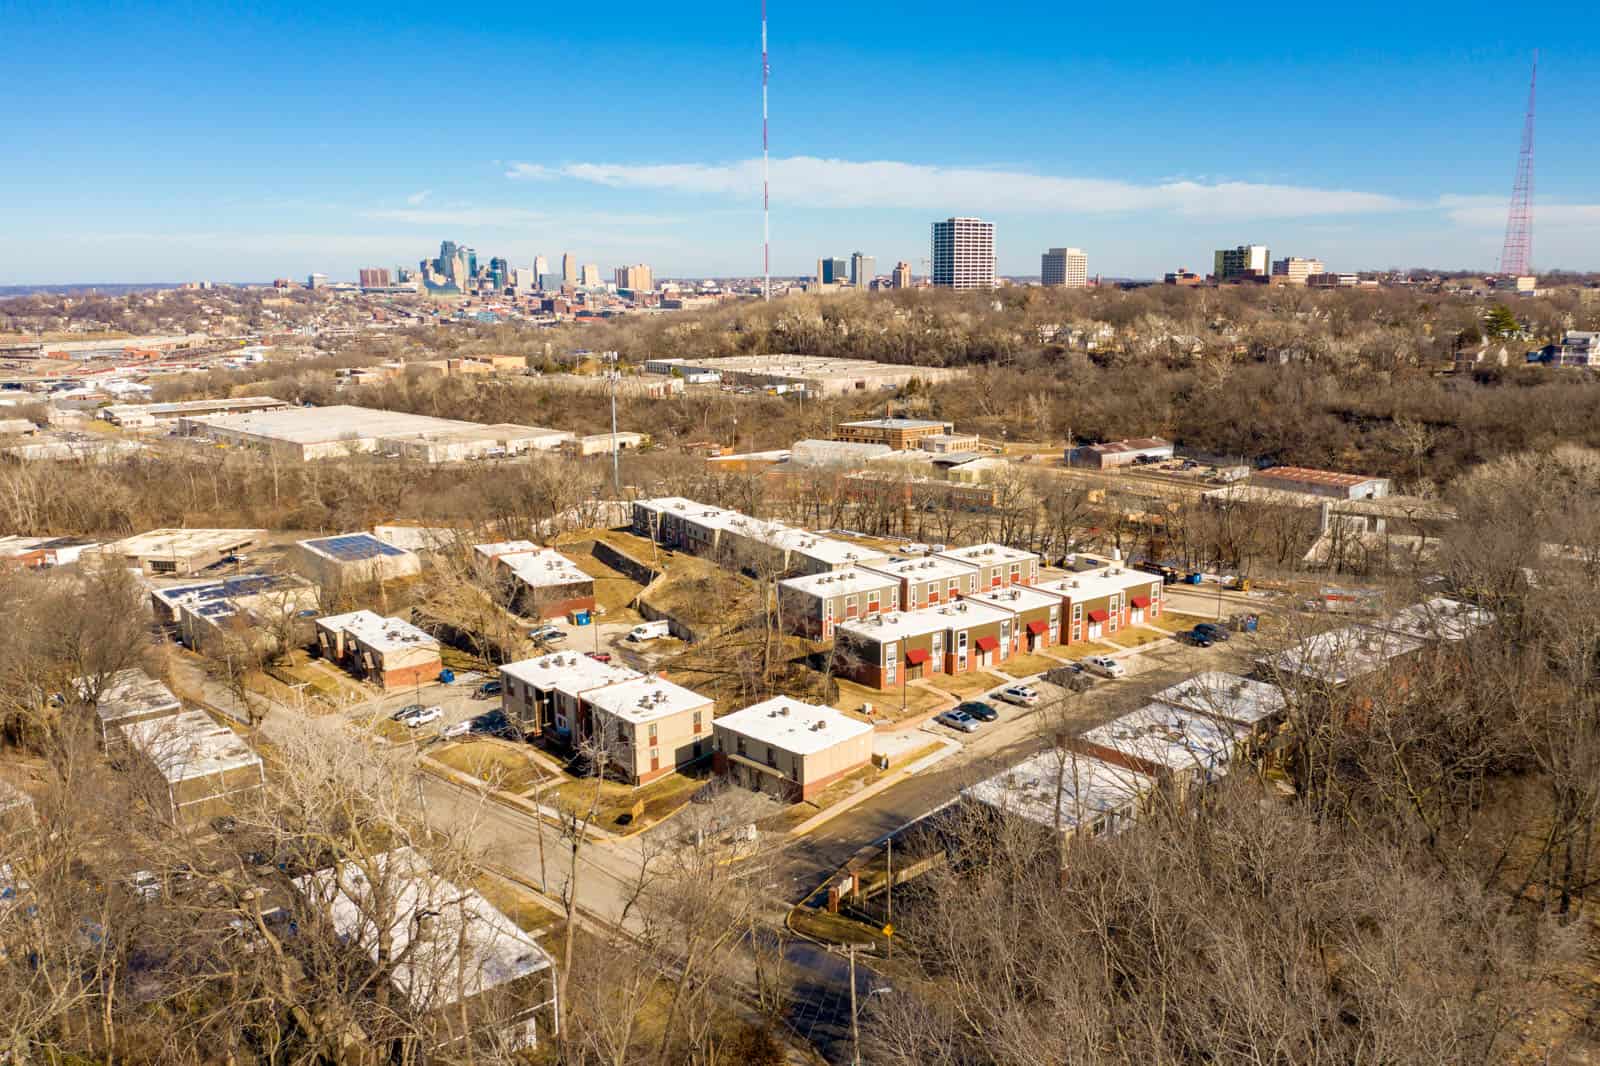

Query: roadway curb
left=785, top=738, right=960, bottom=839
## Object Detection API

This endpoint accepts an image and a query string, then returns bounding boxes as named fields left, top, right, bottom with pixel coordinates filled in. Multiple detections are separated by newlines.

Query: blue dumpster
left=438, top=668, right=455, bottom=684
left=572, top=610, right=592, bottom=626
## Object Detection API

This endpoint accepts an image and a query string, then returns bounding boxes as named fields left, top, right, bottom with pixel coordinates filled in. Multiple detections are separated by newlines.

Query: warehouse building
left=315, top=610, right=442, bottom=690
left=294, top=532, right=422, bottom=586
left=99, top=396, right=288, bottom=428
left=177, top=405, right=572, bottom=462
left=0, top=534, right=100, bottom=569
left=640, top=354, right=967, bottom=397
left=92, top=527, right=265, bottom=575
left=294, top=848, right=556, bottom=1053
left=1249, top=466, right=1391, bottom=500
left=560, top=431, right=648, bottom=457
left=713, top=696, right=874, bottom=801
left=834, top=418, right=956, bottom=450
left=123, top=710, right=265, bottom=825
left=1067, top=437, right=1174, bottom=469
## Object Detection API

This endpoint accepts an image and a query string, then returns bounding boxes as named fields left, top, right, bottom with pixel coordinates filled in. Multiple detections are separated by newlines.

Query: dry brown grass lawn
left=1055, top=640, right=1122, bottom=660
left=830, top=676, right=948, bottom=720
left=545, top=767, right=707, bottom=831
left=931, top=669, right=1006, bottom=697
left=473, top=875, right=564, bottom=937
left=1102, top=626, right=1169, bottom=650
left=1003, top=651, right=1066, bottom=676
left=433, top=740, right=551, bottom=793
left=1149, top=611, right=1209, bottom=634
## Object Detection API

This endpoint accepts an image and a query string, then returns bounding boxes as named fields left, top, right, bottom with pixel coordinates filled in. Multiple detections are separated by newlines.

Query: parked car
left=440, top=720, right=472, bottom=739
left=934, top=709, right=981, bottom=734
left=528, top=625, right=566, bottom=644
left=1193, top=622, right=1231, bottom=642
left=399, top=705, right=443, bottom=729
left=210, top=815, right=238, bottom=834
left=996, top=685, right=1041, bottom=707
left=390, top=702, right=426, bottom=721
left=1084, top=656, right=1127, bottom=678
left=586, top=651, right=613, bottom=663
left=957, top=700, right=999, bottom=722
left=1182, top=629, right=1214, bottom=648
left=474, top=680, right=502, bottom=700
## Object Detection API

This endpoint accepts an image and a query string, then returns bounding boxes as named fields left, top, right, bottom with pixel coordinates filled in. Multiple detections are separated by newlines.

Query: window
left=648, top=723, right=658, bottom=742
left=967, top=575, right=977, bottom=594
left=736, top=736, right=746, bottom=756
left=766, top=745, right=778, bottom=768
left=1073, top=603, right=1083, bottom=619
left=693, top=711, right=702, bottom=734
left=884, top=641, right=898, bottom=684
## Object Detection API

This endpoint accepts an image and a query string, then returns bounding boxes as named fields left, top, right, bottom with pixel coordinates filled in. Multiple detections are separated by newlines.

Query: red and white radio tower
left=761, top=0, right=770, bottom=301
left=1498, top=51, right=1537, bottom=277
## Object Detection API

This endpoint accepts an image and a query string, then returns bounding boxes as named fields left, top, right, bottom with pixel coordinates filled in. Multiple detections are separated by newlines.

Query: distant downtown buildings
left=1041, top=247, right=1088, bottom=288
left=930, top=217, right=996, bottom=289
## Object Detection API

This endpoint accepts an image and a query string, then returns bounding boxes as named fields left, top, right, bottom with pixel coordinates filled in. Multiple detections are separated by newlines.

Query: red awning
left=1130, top=596, right=1151, bottom=609
left=1026, top=620, right=1050, bottom=635
left=904, top=648, right=930, bottom=665
left=1087, top=609, right=1111, bottom=623
left=975, top=635, right=1000, bottom=652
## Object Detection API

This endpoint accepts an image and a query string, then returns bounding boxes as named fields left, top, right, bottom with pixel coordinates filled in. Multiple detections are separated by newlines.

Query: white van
left=627, top=620, right=671, bottom=642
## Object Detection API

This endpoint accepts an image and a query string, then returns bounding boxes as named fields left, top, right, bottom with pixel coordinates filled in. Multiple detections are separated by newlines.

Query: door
left=884, top=641, right=898, bottom=686
left=931, top=632, right=944, bottom=672
left=957, top=631, right=968, bottom=671
left=824, top=601, right=834, bottom=638
left=650, top=748, right=660, bottom=773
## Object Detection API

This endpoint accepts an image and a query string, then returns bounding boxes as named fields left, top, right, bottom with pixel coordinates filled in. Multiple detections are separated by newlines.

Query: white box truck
left=626, top=620, right=671, bottom=642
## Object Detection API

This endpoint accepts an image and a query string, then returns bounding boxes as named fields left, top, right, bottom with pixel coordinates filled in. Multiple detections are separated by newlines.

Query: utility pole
left=885, top=835, right=893, bottom=959
left=607, top=364, right=621, bottom=496
left=848, top=944, right=860, bottom=1066
left=761, top=0, right=770, bottom=301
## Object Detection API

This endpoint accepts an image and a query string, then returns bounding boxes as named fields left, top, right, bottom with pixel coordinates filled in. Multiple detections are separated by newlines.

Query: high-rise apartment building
left=930, top=217, right=996, bottom=289
left=614, top=264, right=655, bottom=291
left=358, top=267, right=392, bottom=288
left=849, top=252, right=875, bottom=289
left=892, top=261, right=913, bottom=289
left=1041, top=247, right=1088, bottom=288
left=1270, top=257, right=1325, bottom=285
left=561, top=253, right=577, bottom=284
left=580, top=263, right=601, bottom=287
left=307, top=273, right=328, bottom=290
left=1214, top=245, right=1270, bottom=281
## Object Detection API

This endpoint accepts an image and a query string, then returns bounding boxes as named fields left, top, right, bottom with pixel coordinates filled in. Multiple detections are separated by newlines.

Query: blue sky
left=4, top=1, right=1597, bottom=283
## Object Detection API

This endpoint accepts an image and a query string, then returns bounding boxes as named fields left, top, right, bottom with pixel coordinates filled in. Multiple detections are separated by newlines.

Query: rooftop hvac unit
left=778, top=706, right=789, bottom=716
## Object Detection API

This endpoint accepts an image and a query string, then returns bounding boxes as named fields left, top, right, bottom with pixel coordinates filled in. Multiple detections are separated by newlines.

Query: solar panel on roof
left=311, top=534, right=406, bottom=561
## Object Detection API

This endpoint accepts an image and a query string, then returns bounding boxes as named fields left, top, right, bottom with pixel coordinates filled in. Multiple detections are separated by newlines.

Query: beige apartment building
left=713, top=697, right=874, bottom=801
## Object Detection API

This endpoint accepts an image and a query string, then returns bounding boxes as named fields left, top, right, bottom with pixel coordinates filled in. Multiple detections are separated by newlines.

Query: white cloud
left=362, top=206, right=683, bottom=227
left=506, top=155, right=1417, bottom=219
left=1436, top=194, right=1600, bottom=230
left=405, top=189, right=432, bottom=205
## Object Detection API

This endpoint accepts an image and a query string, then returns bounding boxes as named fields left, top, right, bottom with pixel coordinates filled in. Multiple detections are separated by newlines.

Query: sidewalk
left=787, top=735, right=960, bottom=837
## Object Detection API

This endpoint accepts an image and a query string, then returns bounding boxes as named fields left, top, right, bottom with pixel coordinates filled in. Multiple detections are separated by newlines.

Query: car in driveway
left=1192, top=622, right=1231, bottom=642
left=528, top=624, right=566, bottom=644
left=1084, top=655, right=1127, bottom=678
left=957, top=700, right=999, bottom=722
left=440, top=720, right=473, bottom=740
left=996, top=685, right=1041, bottom=707
left=398, top=705, right=443, bottom=729
left=934, top=708, right=981, bottom=734
left=586, top=651, right=612, bottom=663
left=473, top=680, right=502, bottom=700
left=1181, top=629, right=1214, bottom=648
left=390, top=702, right=426, bottom=721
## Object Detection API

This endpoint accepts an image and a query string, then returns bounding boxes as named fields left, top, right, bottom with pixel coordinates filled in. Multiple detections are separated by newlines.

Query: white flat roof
left=81, top=667, right=182, bottom=724
left=185, top=405, right=559, bottom=447
left=318, top=610, right=439, bottom=653
left=501, top=548, right=592, bottom=590
left=632, top=496, right=704, bottom=518
left=123, top=710, right=262, bottom=783
left=964, top=750, right=1153, bottom=832
left=1079, top=702, right=1246, bottom=775
left=790, top=535, right=888, bottom=568
left=98, top=527, right=263, bottom=558
left=501, top=653, right=641, bottom=696
left=474, top=540, right=541, bottom=560
left=715, top=696, right=873, bottom=755
left=1262, top=625, right=1425, bottom=686
left=1037, top=566, right=1159, bottom=602
left=1149, top=672, right=1286, bottom=728
left=861, top=555, right=979, bottom=585
left=935, top=543, right=1039, bottom=568
left=1373, top=597, right=1494, bottom=642
left=836, top=599, right=1017, bottom=644
left=963, top=585, right=1064, bottom=614
left=582, top=675, right=711, bottom=725
left=294, top=848, right=551, bottom=1012
left=779, top=566, right=901, bottom=600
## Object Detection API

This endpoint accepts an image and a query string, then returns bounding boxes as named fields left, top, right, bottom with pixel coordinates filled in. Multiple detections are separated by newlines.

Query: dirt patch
left=433, top=740, right=551, bottom=793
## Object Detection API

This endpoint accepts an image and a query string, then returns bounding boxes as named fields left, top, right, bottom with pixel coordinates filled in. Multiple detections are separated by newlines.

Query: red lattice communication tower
left=761, top=0, right=770, bottom=301
left=1498, top=52, right=1537, bottom=277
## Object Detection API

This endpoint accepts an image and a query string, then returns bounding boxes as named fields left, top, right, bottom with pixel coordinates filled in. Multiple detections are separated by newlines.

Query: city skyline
left=4, top=2, right=1599, bottom=283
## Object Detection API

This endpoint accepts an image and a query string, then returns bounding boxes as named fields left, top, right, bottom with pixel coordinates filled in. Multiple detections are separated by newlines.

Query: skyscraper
left=1041, top=247, right=1088, bottom=288
left=615, top=264, right=655, bottom=291
left=1213, top=245, right=1270, bottom=281
left=488, top=257, right=510, bottom=290
left=850, top=252, right=875, bottom=289
left=561, top=253, right=577, bottom=284
left=816, top=257, right=849, bottom=285
left=930, top=218, right=996, bottom=289
left=534, top=255, right=549, bottom=278
left=892, top=261, right=913, bottom=289
left=580, top=263, right=601, bottom=287
left=1270, top=257, right=1325, bottom=284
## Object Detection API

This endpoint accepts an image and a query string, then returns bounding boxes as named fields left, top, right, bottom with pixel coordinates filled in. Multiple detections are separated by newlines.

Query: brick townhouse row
left=631, top=497, right=884, bottom=577
left=834, top=562, right=1164, bottom=691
